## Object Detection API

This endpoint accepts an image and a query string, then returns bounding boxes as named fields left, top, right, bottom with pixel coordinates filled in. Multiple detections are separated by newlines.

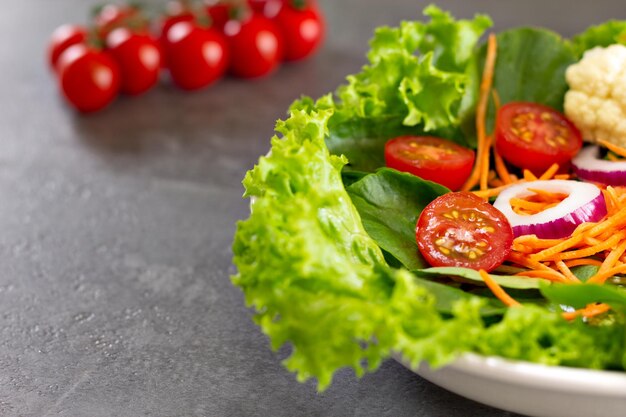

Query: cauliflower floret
left=564, top=44, right=626, bottom=147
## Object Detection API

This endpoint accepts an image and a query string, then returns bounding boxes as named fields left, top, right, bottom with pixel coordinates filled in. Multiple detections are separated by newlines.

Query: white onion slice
left=493, top=180, right=607, bottom=239
left=572, top=145, right=626, bottom=185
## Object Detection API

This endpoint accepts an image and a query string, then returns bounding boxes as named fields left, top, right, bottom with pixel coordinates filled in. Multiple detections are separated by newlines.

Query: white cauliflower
left=564, top=44, right=626, bottom=146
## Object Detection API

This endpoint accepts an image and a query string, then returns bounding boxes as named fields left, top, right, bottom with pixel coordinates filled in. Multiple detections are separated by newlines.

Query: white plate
left=395, top=353, right=626, bottom=417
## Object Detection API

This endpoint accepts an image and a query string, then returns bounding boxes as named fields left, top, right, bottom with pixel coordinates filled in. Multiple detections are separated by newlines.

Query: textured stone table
left=1, top=1, right=623, bottom=416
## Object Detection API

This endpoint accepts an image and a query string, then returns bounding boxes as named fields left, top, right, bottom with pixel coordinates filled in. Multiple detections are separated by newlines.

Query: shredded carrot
left=473, top=182, right=518, bottom=199
left=553, top=174, right=571, bottom=180
left=529, top=234, right=585, bottom=262
left=562, top=303, right=611, bottom=320
left=479, top=269, right=521, bottom=307
left=539, top=163, right=560, bottom=181
left=480, top=136, right=493, bottom=191
left=462, top=33, right=497, bottom=192
left=598, top=239, right=626, bottom=274
left=563, top=258, right=603, bottom=268
left=586, top=206, right=626, bottom=237
left=598, top=139, right=626, bottom=158
left=587, top=263, right=626, bottom=284
left=507, top=251, right=554, bottom=272
left=523, top=169, right=538, bottom=181
left=494, top=151, right=513, bottom=185
left=514, top=270, right=569, bottom=283
left=542, top=232, right=625, bottom=261
left=555, top=260, right=581, bottom=283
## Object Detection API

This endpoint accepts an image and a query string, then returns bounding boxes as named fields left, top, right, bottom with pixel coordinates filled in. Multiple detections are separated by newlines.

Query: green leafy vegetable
left=570, top=20, right=626, bottom=58
left=541, top=282, right=626, bottom=312
left=346, top=168, right=449, bottom=270
left=416, top=266, right=548, bottom=290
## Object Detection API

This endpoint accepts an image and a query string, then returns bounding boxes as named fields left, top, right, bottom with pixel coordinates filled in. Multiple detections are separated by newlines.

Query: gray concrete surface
left=0, top=1, right=623, bottom=416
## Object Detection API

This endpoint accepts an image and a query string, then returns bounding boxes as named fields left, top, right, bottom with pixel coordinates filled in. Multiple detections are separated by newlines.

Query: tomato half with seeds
left=495, top=102, right=582, bottom=174
left=416, top=192, right=513, bottom=271
left=385, top=136, right=475, bottom=191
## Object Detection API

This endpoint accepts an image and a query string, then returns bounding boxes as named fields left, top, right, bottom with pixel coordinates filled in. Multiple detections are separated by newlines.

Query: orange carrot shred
left=462, top=33, right=497, bottom=192
left=564, top=259, right=603, bottom=268
left=562, top=303, right=611, bottom=321
left=538, top=163, right=560, bottom=180
left=514, top=270, right=569, bottom=283
left=523, top=169, right=538, bottom=181
left=587, top=263, right=626, bottom=284
left=555, top=260, right=581, bottom=283
left=598, top=139, right=626, bottom=158
left=479, top=269, right=521, bottom=307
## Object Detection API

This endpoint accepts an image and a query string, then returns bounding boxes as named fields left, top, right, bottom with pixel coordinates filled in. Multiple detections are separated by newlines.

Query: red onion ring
left=572, top=145, right=626, bottom=185
left=492, top=180, right=607, bottom=239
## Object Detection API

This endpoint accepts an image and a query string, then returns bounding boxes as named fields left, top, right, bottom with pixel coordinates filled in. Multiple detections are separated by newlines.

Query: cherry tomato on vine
left=205, top=1, right=231, bottom=32
left=93, top=4, right=149, bottom=39
left=48, top=24, right=88, bottom=71
left=223, top=13, right=284, bottom=78
left=164, top=21, right=229, bottom=90
left=247, top=0, right=282, bottom=16
left=106, top=28, right=162, bottom=96
left=160, top=1, right=195, bottom=38
left=385, top=136, right=475, bottom=191
left=495, top=102, right=582, bottom=174
left=416, top=192, right=513, bottom=271
left=272, top=0, right=325, bottom=61
left=57, top=44, right=120, bottom=113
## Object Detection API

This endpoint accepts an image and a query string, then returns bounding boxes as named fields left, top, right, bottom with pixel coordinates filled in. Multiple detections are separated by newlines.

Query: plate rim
left=395, top=352, right=626, bottom=398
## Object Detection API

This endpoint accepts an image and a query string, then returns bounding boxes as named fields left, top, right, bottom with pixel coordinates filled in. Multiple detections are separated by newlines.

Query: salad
left=232, top=5, right=626, bottom=390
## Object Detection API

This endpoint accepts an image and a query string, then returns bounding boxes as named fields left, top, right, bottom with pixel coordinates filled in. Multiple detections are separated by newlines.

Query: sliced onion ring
left=493, top=180, right=607, bottom=239
left=572, top=145, right=626, bottom=185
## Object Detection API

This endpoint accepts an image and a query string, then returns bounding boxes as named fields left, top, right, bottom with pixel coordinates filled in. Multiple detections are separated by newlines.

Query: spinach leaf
left=413, top=275, right=505, bottom=316
left=416, top=266, right=549, bottom=290
left=540, top=282, right=626, bottom=312
left=346, top=168, right=448, bottom=270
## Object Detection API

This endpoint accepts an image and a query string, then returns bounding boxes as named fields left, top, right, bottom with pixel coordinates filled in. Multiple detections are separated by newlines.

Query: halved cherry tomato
left=385, top=136, right=475, bottom=191
left=416, top=192, right=513, bottom=271
left=495, top=102, right=582, bottom=174
left=48, top=24, right=88, bottom=71
left=106, top=28, right=162, bottom=96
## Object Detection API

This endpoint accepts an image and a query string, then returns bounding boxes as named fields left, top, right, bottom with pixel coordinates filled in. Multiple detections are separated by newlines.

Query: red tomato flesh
left=385, top=136, right=475, bottom=191
left=416, top=192, right=513, bottom=271
left=495, top=102, right=582, bottom=174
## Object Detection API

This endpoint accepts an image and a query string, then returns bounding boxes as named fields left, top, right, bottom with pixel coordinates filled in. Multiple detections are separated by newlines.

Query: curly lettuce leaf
left=290, top=6, right=491, bottom=174
left=570, top=20, right=626, bottom=58
left=459, top=28, right=577, bottom=144
left=234, top=108, right=459, bottom=389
